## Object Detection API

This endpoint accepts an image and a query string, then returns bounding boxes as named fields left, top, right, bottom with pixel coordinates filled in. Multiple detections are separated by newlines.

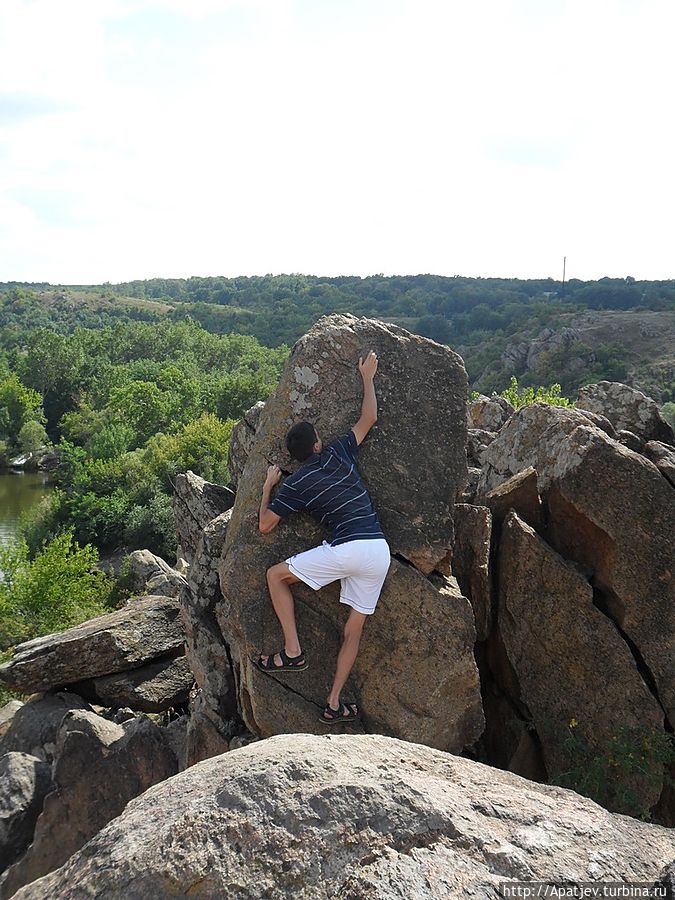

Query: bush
left=0, top=531, right=112, bottom=650
left=499, top=376, right=575, bottom=410
left=661, top=402, right=675, bottom=430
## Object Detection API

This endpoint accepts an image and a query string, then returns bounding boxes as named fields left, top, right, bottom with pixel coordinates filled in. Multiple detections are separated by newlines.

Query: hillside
left=2, top=276, right=675, bottom=401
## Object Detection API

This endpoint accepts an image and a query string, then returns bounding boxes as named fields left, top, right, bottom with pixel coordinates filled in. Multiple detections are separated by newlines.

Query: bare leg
left=260, top=562, right=303, bottom=667
left=326, top=609, right=367, bottom=712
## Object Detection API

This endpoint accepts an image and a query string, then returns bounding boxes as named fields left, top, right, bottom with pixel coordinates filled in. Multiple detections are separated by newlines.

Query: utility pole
left=561, top=255, right=566, bottom=299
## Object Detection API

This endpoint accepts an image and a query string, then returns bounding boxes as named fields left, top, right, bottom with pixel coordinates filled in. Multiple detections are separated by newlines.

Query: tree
left=18, top=420, right=48, bottom=453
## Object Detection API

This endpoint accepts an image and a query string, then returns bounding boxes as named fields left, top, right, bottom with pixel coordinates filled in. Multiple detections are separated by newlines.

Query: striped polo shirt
left=268, top=430, right=386, bottom=546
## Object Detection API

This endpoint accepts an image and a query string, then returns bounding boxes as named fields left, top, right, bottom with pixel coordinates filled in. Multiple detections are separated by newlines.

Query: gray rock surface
left=0, top=692, right=90, bottom=763
left=482, top=465, right=544, bottom=533
left=0, top=700, right=24, bottom=740
left=227, top=400, right=265, bottom=490
left=577, top=381, right=675, bottom=443
left=466, top=428, right=498, bottom=467
left=477, top=403, right=616, bottom=495
left=173, top=471, right=234, bottom=565
left=0, top=709, right=178, bottom=897
left=645, top=440, right=675, bottom=487
left=468, top=394, right=514, bottom=431
left=127, top=549, right=184, bottom=598
left=0, top=596, right=184, bottom=694
left=13, top=734, right=675, bottom=899
left=71, top=655, right=193, bottom=712
left=217, top=315, right=481, bottom=751
left=546, top=426, right=675, bottom=731
left=446, top=504, right=493, bottom=641
left=499, top=512, right=666, bottom=815
left=0, top=752, right=52, bottom=872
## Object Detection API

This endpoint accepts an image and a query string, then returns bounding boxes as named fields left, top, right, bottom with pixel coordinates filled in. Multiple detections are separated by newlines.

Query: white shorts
left=286, top=538, right=391, bottom=615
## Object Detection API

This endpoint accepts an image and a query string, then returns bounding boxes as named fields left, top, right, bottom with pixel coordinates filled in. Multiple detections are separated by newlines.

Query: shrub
left=499, top=376, right=575, bottom=410
left=0, top=531, right=112, bottom=651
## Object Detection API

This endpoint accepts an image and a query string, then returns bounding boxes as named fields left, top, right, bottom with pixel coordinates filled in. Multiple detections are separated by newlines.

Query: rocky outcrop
left=70, top=656, right=193, bottom=713
left=0, top=701, right=24, bottom=741
left=545, top=426, right=675, bottom=731
left=499, top=512, right=666, bottom=815
left=577, top=381, right=675, bottom=443
left=227, top=400, right=265, bottom=490
left=446, top=504, right=493, bottom=641
left=477, top=403, right=617, bottom=495
left=0, top=753, right=52, bottom=872
left=482, top=466, right=544, bottom=533
left=466, top=428, right=497, bottom=467
left=218, top=315, right=481, bottom=750
left=127, top=549, right=184, bottom=598
left=468, top=394, right=514, bottom=431
left=645, top=440, right=675, bottom=487
left=0, top=692, right=91, bottom=763
left=175, top=480, right=237, bottom=764
left=173, top=471, right=234, bottom=565
left=0, top=596, right=184, bottom=694
left=13, top=734, right=675, bottom=899
left=0, top=709, right=178, bottom=897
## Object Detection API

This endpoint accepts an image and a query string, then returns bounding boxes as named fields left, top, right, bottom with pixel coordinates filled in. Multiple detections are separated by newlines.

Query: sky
left=1, top=0, right=674, bottom=284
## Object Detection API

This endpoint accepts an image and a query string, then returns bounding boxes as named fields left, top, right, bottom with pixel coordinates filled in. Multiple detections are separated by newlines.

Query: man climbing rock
left=256, top=350, right=391, bottom=725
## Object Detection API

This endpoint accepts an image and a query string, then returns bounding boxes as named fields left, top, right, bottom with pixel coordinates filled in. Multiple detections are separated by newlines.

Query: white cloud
left=0, top=0, right=674, bottom=282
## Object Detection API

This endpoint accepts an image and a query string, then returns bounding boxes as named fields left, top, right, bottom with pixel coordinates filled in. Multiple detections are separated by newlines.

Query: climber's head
left=285, top=421, right=321, bottom=461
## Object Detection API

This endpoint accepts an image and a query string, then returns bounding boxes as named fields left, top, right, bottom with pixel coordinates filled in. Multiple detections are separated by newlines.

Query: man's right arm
left=351, top=350, right=378, bottom=446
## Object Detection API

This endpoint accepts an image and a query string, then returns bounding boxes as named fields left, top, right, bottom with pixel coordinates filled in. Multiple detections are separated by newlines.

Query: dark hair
left=286, top=421, right=318, bottom=462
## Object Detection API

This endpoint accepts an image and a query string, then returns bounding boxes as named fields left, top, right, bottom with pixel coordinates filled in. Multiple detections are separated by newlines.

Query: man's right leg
left=260, top=562, right=303, bottom=667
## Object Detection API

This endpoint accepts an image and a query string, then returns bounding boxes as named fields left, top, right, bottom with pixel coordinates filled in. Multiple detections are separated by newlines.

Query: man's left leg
left=323, top=608, right=367, bottom=718
left=259, top=562, right=303, bottom=668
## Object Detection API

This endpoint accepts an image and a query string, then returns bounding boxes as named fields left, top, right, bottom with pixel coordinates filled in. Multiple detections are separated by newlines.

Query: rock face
left=645, top=440, right=675, bottom=487
left=70, top=656, right=193, bottom=712
left=577, top=381, right=675, bottom=443
left=499, top=512, right=665, bottom=815
left=0, top=753, right=52, bottom=872
left=482, top=465, right=544, bottom=533
left=448, top=504, right=493, bottom=641
left=173, top=471, right=234, bottom=565
left=14, top=734, right=675, bottom=899
left=127, top=549, right=184, bottom=598
left=0, top=596, right=184, bottom=694
left=468, top=394, right=514, bottom=431
left=545, top=426, right=675, bottom=731
left=178, top=503, right=237, bottom=765
left=0, top=709, right=178, bottom=897
left=0, top=692, right=91, bottom=763
left=227, top=400, right=265, bottom=490
left=218, top=315, right=482, bottom=751
left=477, top=403, right=617, bottom=495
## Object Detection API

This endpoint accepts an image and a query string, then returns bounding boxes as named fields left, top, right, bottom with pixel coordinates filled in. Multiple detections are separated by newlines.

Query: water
left=0, top=471, right=53, bottom=548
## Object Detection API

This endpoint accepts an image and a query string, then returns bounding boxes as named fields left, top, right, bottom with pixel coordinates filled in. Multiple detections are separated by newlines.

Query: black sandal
left=319, top=702, right=359, bottom=725
left=254, top=648, right=308, bottom=673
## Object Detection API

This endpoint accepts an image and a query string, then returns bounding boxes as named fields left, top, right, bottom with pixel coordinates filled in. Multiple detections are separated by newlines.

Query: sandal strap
left=280, top=648, right=304, bottom=666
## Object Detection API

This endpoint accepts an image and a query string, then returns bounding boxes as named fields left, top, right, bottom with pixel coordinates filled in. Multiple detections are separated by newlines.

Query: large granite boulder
left=173, top=471, right=234, bottom=565
left=577, top=381, right=675, bottom=444
left=179, top=504, right=237, bottom=764
left=0, top=709, right=178, bottom=897
left=477, top=404, right=616, bottom=496
left=217, top=315, right=482, bottom=750
left=645, top=440, right=675, bottom=487
left=468, top=394, right=514, bottom=431
left=446, top=504, right=493, bottom=641
left=0, top=692, right=91, bottom=763
left=0, top=753, right=52, bottom=872
left=545, top=426, right=675, bottom=731
left=0, top=596, right=184, bottom=694
left=70, top=655, right=193, bottom=712
left=499, top=512, right=666, bottom=816
left=227, top=400, right=265, bottom=490
left=127, top=549, right=184, bottom=598
left=226, top=314, right=469, bottom=574
left=13, top=734, right=675, bottom=898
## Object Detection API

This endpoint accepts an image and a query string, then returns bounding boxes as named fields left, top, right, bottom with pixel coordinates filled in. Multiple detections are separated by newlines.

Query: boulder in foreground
left=13, top=734, right=675, bottom=899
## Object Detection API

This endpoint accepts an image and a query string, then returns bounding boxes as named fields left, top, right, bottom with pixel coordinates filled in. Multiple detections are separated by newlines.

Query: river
left=0, top=471, right=53, bottom=548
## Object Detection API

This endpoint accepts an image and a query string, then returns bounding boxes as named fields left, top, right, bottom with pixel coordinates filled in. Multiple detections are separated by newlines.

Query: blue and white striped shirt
left=268, top=430, right=386, bottom=546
